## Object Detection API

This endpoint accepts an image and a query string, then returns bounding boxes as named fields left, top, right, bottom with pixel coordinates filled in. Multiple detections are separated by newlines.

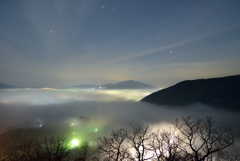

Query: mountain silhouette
left=61, top=80, right=155, bottom=90
left=141, top=75, right=240, bottom=110
left=0, top=83, right=19, bottom=89
left=101, top=80, right=155, bottom=89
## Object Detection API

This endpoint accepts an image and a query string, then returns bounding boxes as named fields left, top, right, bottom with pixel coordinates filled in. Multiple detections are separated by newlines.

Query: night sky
left=0, top=0, right=240, bottom=88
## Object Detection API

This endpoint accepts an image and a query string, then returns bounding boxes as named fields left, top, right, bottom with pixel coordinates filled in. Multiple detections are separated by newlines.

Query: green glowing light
left=71, top=139, right=79, bottom=146
left=72, top=132, right=75, bottom=135
left=94, top=128, right=98, bottom=132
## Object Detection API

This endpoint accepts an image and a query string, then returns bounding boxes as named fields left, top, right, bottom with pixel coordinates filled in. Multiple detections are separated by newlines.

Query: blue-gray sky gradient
left=0, top=0, right=240, bottom=88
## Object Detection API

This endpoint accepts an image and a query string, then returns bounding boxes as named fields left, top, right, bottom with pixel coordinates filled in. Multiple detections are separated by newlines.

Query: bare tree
left=17, top=138, right=42, bottom=161
left=3, top=136, right=70, bottom=161
left=98, top=128, right=130, bottom=161
left=71, top=141, right=92, bottom=161
left=173, top=116, right=235, bottom=161
left=42, top=136, right=70, bottom=161
left=127, top=124, right=153, bottom=161
left=78, top=141, right=90, bottom=161
left=2, top=137, right=43, bottom=161
left=149, top=128, right=182, bottom=161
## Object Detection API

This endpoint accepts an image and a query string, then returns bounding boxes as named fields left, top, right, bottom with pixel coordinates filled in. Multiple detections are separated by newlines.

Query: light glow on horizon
left=0, top=88, right=158, bottom=105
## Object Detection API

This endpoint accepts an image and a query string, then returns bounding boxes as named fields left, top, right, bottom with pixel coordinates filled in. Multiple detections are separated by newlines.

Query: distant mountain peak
left=60, top=80, right=156, bottom=90
left=102, top=80, right=156, bottom=89
left=123, top=80, right=135, bottom=82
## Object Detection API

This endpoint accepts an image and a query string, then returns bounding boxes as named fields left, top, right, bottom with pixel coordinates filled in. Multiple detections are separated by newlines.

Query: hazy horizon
left=1, top=79, right=159, bottom=89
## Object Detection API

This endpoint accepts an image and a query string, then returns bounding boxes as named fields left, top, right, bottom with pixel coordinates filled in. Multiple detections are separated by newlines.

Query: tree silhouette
left=127, top=124, right=153, bottom=161
left=98, top=128, right=130, bottom=161
left=97, top=117, right=236, bottom=161
left=42, top=136, right=69, bottom=161
left=71, top=141, right=93, bottom=161
left=1, top=116, right=237, bottom=161
left=173, top=116, right=235, bottom=161
left=149, top=128, right=182, bottom=161
left=2, top=136, right=70, bottom=161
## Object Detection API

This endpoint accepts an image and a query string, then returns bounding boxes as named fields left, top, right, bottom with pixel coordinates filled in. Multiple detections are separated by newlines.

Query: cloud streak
left=109, top=24, right=240, bottom=65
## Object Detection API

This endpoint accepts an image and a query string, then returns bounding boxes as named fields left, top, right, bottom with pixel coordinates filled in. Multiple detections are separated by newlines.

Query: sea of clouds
left=0, top=88, right=239, bottom=153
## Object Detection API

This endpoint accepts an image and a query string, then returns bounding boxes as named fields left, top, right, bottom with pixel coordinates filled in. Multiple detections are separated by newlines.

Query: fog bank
left=0, top=89, right=239, bottom=153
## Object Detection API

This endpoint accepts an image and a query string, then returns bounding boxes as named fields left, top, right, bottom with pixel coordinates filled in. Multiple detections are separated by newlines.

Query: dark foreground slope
left=141, top=75, right=240, bottom=110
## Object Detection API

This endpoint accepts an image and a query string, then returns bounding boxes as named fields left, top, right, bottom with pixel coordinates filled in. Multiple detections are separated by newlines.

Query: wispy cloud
left=109, top=25, right=240, bottom=65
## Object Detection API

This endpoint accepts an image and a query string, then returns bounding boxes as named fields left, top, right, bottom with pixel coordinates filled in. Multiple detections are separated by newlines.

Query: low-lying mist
left=0, top=88, right=154, bottom=105
left=0, top=89, right=240, bottom=153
